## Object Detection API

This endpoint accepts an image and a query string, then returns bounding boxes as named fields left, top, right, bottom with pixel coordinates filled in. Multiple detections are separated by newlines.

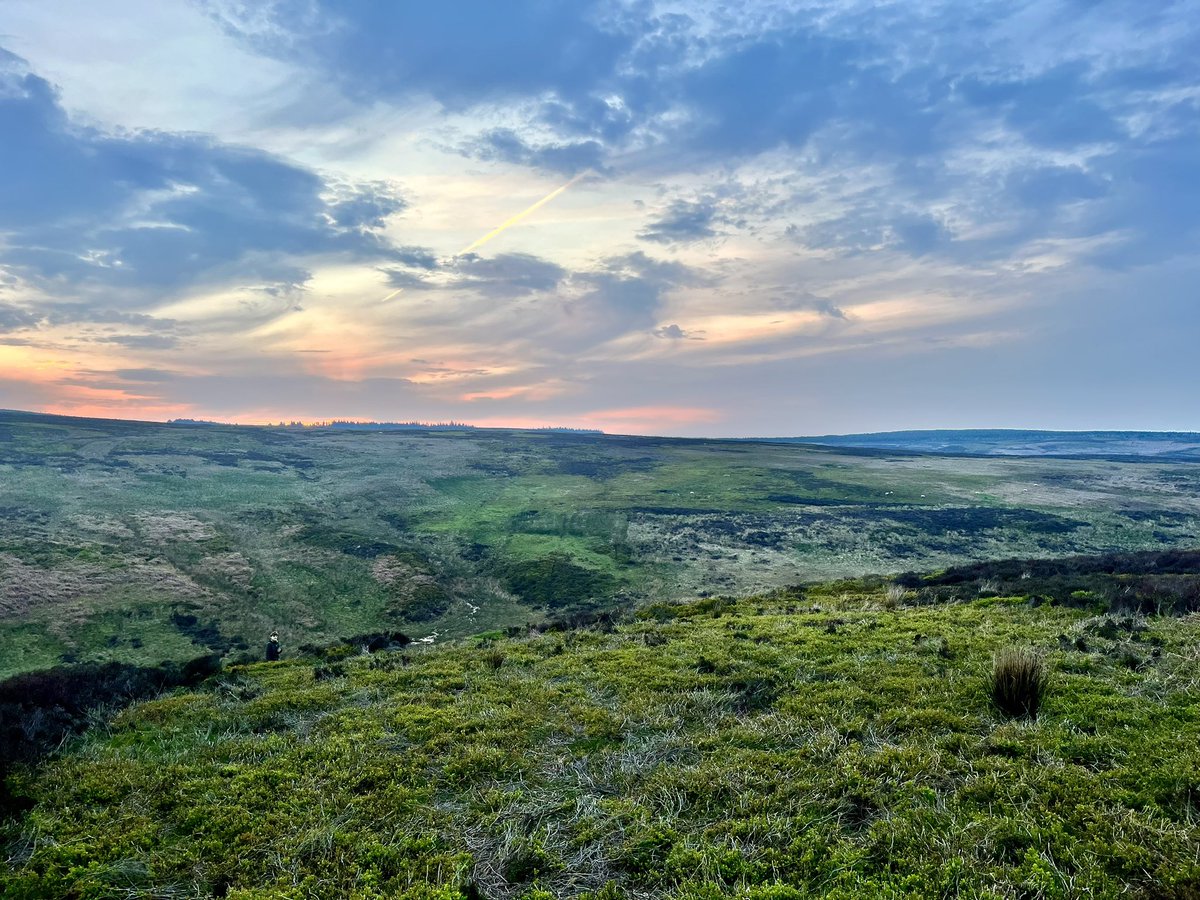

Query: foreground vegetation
left=3, top=560, right=1199, bottom=898
left=3, top=411, right=1199, bottom=678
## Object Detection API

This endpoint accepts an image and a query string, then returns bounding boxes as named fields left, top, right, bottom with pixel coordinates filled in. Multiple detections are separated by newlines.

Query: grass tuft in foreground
left=989, top=646, right=1050, bottom=719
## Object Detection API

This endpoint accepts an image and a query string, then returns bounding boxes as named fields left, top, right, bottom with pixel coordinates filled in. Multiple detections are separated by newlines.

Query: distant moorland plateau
left=780, top=429, right=1200, bottom=460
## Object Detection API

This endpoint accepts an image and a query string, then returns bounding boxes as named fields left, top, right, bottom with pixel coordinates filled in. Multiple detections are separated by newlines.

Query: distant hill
left=773, top=429, right=1200, bottom=460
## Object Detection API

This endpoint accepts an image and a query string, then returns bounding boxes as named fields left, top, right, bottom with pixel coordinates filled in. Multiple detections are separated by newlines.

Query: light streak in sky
left=456, top=170, right=591, bottom=256
left=380, top=170, right=592, bottom=303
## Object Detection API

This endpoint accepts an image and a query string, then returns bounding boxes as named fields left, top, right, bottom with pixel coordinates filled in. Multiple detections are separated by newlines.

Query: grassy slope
left=2, top=412, right=1199, bottom=679
left=4, top=582, right=1198, bottom=899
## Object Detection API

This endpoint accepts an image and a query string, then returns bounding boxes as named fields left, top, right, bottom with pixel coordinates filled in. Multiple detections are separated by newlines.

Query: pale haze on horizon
left=0, top=0, right=1197, bottom=437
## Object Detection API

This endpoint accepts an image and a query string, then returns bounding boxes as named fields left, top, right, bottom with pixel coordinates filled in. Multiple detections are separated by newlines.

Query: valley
left=1, top=411, right=1197, bottom=677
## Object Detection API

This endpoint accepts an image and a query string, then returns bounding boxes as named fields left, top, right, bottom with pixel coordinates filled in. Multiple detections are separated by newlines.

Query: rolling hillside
left=1, top=411, right=1198, bottom=678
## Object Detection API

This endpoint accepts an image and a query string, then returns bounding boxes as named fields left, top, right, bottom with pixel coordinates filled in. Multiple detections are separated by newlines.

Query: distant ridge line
left=1, top=410, right=1195, bottom=453
left=760, top=428, right=1200, bottom=461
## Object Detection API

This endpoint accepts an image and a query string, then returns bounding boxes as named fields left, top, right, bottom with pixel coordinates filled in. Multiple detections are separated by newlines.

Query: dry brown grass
left=882, top=583, right=908, bottom=610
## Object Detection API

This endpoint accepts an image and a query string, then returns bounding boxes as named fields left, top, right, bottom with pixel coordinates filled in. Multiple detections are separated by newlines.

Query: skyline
left=1, top=1, right=1198, bottom=436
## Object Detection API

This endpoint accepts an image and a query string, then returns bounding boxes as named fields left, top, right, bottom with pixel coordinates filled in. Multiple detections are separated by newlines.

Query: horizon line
left=4, top=407, right=1200, bottom=441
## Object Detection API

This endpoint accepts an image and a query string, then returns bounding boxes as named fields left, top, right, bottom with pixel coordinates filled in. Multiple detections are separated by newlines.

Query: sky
left=0, top=0, right=1197, bottom=436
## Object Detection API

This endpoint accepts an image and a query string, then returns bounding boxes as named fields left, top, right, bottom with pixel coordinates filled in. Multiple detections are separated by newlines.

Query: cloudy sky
left=0, top=1, right=1197, bottom=435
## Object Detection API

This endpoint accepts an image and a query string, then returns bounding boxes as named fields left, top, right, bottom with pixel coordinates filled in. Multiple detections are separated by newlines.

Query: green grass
left=4, top=580, right=1199, bottom=898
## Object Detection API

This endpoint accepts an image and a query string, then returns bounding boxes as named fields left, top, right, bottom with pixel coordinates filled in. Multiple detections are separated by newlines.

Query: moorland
left=1, top=411, right=1199, bottom=898
left=3, top=555, right=1199, bottom=898
left=1, top=410, right=1198, bottom=678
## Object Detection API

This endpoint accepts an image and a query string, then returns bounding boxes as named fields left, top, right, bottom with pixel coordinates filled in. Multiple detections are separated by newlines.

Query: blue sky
left=0, top=0, right=1197, bottom=434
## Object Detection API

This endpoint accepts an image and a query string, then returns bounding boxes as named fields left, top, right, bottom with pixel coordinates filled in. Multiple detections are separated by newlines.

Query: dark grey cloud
left=769, top=293, right=847, bottom=320
left=383, top=247, right=701, bottom=353
left=0, top=300, right=181, bottom=335
left=639, top=197, right=723, bottom=244
left=64, top=309, right=176, bottom=327
left=204, top=0, right=634, bottom=110
left=393, top=247, right=439, bottom=270
left=381, top=268, right=436, bottom=292
left=537, top=93, right=640, bottom=145
left=326, top=180, right=407, bottom=230
left=0, top=50, right=406, bottom=304
left=565, top=251, right=703, bottom=342
left=653, top=323, right=703, bottom=340
left=592, top=250, right=698, bottom=286
left=788, top=209, right=951, bottom=258
left=654, top=323, right=686, bottom=339
left=467, top=129, right=607, bottom=175
left=383, top=251, right=567, bottom=299
left=455, top=253, right=567, bottom=297
left=0, top=302, right=40, bottom=332
left=958, top=64, right=1124, bottom=149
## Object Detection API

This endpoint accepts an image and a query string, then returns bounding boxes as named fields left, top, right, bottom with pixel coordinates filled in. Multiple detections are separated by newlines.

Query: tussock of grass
left=989, top=646, right=1050, bottom=719
left=482, top=647, right=506, bottom=670
left=882, top=583, right=907, bottom=609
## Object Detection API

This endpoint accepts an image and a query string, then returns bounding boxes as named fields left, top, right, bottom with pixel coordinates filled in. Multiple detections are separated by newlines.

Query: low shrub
left=497, top=554, right=616, bottom=608
left=313, top=663, right=346, bottom=681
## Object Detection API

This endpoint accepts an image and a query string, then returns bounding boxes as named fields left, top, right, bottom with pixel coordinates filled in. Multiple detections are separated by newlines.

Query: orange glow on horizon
left=51, top=404, right=723, bottom=434
left=467, top=405, right=722, bottom=435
